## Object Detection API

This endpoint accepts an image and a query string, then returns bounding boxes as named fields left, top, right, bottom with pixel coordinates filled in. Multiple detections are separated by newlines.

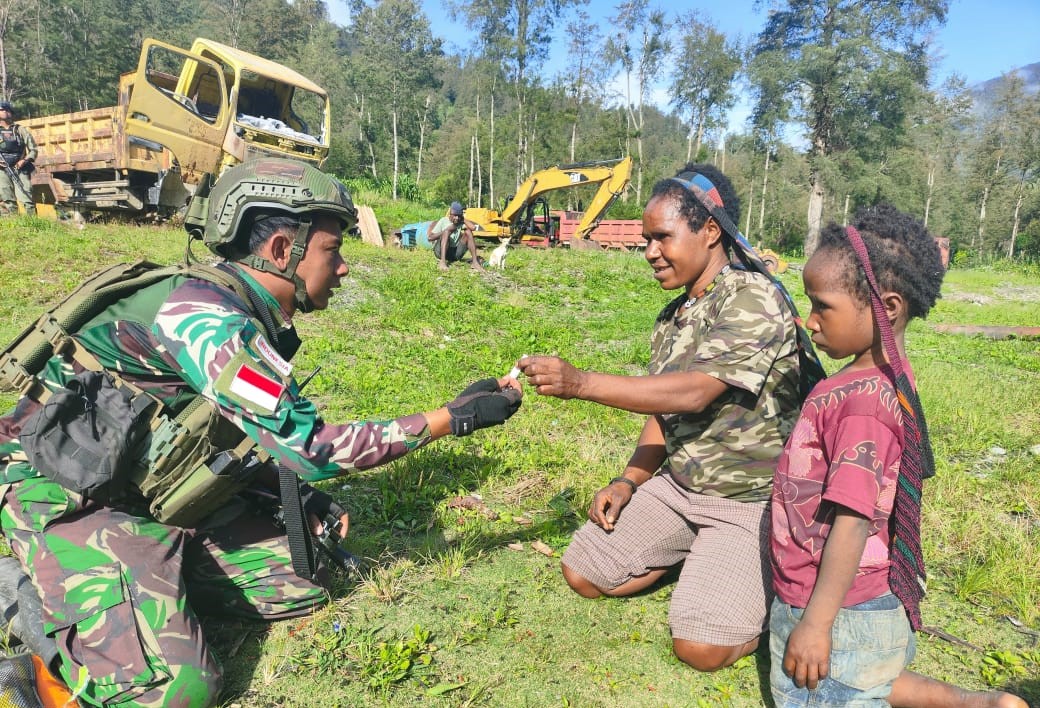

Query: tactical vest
left=0, top=260, right=280, bottom=526
left=0, top=125, right=24, bottom=165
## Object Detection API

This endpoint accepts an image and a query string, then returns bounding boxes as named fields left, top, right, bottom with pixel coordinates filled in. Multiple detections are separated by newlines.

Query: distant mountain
left=971, top=62, right=1040, bottom=110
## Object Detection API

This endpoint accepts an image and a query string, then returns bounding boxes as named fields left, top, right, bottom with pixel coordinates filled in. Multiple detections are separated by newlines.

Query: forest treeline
left=2, top=0, right=1038, bottom=260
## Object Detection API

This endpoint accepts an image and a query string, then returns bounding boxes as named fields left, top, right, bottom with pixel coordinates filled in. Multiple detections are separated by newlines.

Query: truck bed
left=25, top=108, right=121, bottom=171
left=557, top=213, right=644, bottom=250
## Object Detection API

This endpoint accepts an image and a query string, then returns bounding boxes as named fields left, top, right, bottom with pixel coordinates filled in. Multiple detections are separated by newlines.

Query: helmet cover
left=188, top=157, right=357, bottom=257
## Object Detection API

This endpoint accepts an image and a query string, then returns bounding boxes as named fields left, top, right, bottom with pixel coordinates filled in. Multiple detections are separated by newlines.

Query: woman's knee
left=561, top=562, right=603, bottom=599
left=672, top=637, right=756, bottom=672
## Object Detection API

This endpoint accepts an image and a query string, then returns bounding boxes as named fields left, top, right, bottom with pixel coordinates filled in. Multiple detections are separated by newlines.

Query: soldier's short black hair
left=649, top=163, right=741, bottom=236
left=241, top=214, right=302, bottom=258
left=817, top=203, right=944, bottom=321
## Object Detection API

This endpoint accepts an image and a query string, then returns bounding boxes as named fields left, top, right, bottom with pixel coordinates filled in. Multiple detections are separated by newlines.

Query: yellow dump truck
left=26, top=38, right=330, bottom=218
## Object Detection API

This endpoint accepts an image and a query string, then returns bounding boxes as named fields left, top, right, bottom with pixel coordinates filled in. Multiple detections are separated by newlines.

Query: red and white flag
left=229, top=364, right=285, bottom=411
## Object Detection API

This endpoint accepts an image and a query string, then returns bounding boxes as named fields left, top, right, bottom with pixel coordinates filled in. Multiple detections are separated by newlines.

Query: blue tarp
left=398, top=221, right=433, bottom=248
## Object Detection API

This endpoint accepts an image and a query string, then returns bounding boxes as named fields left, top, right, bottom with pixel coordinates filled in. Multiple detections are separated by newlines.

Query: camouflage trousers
left=0, top=477, right=329, bottom=708
left=0, top=167, right=34, bottom=215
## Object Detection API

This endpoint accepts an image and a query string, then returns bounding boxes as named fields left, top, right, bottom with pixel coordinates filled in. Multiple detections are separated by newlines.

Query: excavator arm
left=466, top=157, right=632, bottom=241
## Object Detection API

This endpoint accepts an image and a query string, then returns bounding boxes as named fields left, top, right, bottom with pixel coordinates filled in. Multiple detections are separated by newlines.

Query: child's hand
left=783, top=618, right=832, bottom=689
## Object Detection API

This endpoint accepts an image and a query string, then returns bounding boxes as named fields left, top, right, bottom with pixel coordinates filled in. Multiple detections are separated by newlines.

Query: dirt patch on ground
left=944, top=282, right=1040, bottom=304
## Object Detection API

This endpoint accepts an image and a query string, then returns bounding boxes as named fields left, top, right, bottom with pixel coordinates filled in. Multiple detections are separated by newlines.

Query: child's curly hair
left=817, top=204, right=944, bottom=320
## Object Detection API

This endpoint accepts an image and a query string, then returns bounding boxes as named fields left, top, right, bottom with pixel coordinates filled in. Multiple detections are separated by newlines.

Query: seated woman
left=519, top=163, right=815, bottom=671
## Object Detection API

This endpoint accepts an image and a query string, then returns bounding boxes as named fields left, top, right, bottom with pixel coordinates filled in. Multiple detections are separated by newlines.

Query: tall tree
left=969, top=73, right=1024, bottom=254
left=668, top=12, right=740, bottom=164
left=0, top=0, right=38, bottom=103
left=749, top=0, right=946, bottom=254
left=1001, top=78, right=1040, bottom=258
left=449, top=0, right=587, bottom=187
left=350, top=0, right=442, bottom=198
left=557, top=9, right=608, bottom=163
left=606, top=0, right=670, bottom=204
left=912, top=76, right=972, bottom=229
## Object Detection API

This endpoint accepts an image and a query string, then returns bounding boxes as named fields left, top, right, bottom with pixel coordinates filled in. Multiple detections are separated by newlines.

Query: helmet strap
left=237, top=215, right=317, bottom=313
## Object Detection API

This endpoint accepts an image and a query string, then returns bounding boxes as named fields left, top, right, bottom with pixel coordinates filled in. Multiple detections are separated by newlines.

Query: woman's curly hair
left=649, top=163, right=741, bottom=237
left=817, top=204, right=944, bottom=320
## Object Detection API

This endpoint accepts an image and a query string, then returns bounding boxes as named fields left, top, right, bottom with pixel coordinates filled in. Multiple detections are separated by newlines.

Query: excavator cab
left=514, top=197, right=559, bottom=247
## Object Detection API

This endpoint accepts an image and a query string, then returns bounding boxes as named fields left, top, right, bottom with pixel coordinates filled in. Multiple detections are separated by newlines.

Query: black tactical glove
left=445, top=378, right=522, bottom=436
left=299, top=484, right=347, bottom=527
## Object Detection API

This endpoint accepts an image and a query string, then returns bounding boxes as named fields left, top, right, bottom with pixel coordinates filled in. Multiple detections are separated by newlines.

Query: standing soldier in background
left=0, top=100, right=37, bottom=216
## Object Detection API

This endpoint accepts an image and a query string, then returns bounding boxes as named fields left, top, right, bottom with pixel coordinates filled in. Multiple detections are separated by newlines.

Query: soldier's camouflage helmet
left=185, top=157, right=357, bottom=256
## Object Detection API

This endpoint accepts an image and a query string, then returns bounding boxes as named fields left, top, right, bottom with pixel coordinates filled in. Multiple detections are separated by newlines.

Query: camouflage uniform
left=561, top=267, right=802, bottom=644
left=0, top=266, right=433, bottom=707
left=648, top=267, right=801, bottom=502
left=0, top=121, right=37, bottom=215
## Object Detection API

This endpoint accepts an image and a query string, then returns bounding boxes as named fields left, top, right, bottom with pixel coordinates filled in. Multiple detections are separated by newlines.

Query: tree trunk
left=0, top=5, right=10, bottom=100
left=470, top=95, right=480, bottom=206
left=391, top=106, right=399, bottom=200
left=842, top=193, right=850, bottom=226
left=489, top=89, right=495, bottom=208
left=976, top=153, right=1003, bottom=250
left=758, top=149, right=770, bottom=237
left=805, top=166, right=825, bottom=256
left=975, top=185, right=988, bottom=249
left=570, top=119, right=577, bottom=163
left=469, top=134, right=476, bottom=206
left=694, top=114, right=705, bottom=162
left=744, top=185, right=754, bottom=236
left=1009, top=182, right=1024, bottom=258
left=923, top=166, right=934, bottom=227
left=416, top=95, right=431, bottom=185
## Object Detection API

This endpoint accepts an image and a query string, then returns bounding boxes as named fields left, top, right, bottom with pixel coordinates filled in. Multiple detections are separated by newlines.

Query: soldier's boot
left=0, top=556, right=60, bottom=674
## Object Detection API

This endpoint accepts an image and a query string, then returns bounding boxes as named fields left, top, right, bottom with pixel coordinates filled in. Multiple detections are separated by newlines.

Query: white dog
left=488, top=239, right=509, bottom=269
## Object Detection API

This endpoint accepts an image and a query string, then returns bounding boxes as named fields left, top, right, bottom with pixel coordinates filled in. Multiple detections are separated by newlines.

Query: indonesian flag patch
left=229, top=363, right=285, bottom=413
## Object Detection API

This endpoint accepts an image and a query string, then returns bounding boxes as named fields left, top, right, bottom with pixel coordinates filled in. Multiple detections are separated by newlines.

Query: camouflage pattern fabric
left=0, top=123, right=36, bottom=215
left=0, top=264, right=435, bottom=706
left=649, top=268, right=802, bottom=502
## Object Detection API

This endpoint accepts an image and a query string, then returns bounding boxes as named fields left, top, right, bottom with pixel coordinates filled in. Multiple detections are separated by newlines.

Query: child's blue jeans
left=769, top=593, right=915, bottom=707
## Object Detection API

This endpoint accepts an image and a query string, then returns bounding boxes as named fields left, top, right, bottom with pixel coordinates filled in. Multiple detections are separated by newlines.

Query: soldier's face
left=296, top=215, right=348, bottom=310
left=642, top=195, right=718, bottom=293
left=802, top=249, right=875, bottom=366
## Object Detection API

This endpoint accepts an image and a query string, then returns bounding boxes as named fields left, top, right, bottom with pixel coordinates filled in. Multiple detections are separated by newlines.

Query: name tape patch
left=254, top=333, right=293, bottom=377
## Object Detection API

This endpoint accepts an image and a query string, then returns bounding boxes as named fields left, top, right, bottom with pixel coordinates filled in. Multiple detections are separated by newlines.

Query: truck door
left=125, top=39, right=229, bottom=184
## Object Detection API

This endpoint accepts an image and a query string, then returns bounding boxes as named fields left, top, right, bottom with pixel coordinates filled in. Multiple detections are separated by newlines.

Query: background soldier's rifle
left=1, top=157, right=33, bottom=203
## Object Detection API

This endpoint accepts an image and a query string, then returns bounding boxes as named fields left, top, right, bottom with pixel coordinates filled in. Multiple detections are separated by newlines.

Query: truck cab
left=27, top=37, right=331, bottom=218
left=128, top=38, right=330, bottom=181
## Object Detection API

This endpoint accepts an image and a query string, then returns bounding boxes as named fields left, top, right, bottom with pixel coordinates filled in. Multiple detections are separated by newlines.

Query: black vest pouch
left=19, top=370, right=157, bottom=503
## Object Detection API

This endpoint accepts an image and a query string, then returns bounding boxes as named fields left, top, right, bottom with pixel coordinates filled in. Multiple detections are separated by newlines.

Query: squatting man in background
left=428, top=200, right=485, bottom=271
left=0, top=100, right=37, bottom=216
left=0, top=158, right=521, bottom=707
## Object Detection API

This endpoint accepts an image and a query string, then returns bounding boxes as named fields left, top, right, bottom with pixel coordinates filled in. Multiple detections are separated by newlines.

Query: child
left=769, top=205, right=1026, bottom=708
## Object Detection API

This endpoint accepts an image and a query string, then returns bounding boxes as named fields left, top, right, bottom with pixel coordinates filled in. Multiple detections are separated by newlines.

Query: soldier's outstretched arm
left=154, top=277, right=520, bottom=483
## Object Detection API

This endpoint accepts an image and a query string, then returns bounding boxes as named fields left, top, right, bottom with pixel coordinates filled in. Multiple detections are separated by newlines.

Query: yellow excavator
left=465, top=157, right=632, bottom=245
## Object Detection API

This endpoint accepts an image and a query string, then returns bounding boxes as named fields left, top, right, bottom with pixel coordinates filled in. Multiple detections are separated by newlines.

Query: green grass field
left=1, top=215, right=1038, bottom=706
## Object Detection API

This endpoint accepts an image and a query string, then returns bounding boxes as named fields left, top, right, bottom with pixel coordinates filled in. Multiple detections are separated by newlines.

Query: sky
left=327, top=0, right=1040, bottom=128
